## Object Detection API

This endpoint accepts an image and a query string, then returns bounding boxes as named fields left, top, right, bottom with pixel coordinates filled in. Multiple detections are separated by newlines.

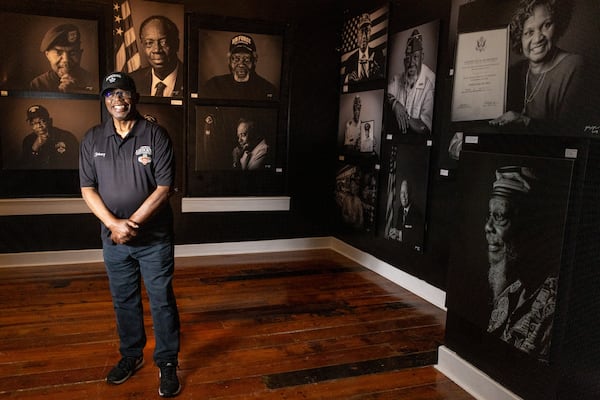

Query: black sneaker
left=158, top=362, right=181, bottom=397
left=106, top=356, right=144, bottom=385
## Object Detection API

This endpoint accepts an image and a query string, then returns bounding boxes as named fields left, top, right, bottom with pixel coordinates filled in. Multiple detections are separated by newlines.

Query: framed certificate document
left=451, top=27, right=509, bottom=122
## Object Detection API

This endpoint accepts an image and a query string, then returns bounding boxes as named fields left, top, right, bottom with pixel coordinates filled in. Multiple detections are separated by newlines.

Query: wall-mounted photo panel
left=446, top=151, right=574, bottom=363
left=192, top=105, right=277, bottom=172
left=0, top=96, right=100, bottom=197
left=0, top=11, right=100, bottom=95
left=338, top=89, right=384, bottom=158
left=334, top=161, right=379, bottom=233
left=377, top=143, right=430, bottom=252
left=194, top=29, right=282, bottom=101
left=0, top=97, right=99, bottom=170
left=340, top=3, right=389, bottom=93
left=112, top=0, right=185, bottom=98
left=385, top=19, right=439, bottom=136
left=449, top=0, right=600, bottom=137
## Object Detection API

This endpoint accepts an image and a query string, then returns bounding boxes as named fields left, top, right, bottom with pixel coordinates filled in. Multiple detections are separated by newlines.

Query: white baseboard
left=181, top=196, right=291, bottom=212
left=329, top=238, right=446, bottom=310
left=435, top=346, right=522, bottom=400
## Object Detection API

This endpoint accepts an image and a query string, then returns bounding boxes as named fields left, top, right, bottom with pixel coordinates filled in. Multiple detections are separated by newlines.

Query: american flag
left=340, top=5, right=388, bottom=62
left=384, top=145, right=397, bottom=239
left=113, top=0, right=140, bottom=72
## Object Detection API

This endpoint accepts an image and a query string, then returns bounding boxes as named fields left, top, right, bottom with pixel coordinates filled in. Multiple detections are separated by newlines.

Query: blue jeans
left=103, top=241, right=180, bottom=364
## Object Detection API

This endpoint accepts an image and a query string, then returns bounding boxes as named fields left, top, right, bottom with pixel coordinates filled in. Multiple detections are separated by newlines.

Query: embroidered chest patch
left=136, top=145, right=152, bottom=165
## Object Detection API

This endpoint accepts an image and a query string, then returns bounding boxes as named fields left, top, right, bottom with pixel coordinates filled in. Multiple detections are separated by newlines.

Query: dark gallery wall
left=0, top=0, right=342, bottom=252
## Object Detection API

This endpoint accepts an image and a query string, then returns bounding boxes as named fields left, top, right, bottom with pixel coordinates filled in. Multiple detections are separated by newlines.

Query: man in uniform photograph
left=342, top=13, right=385, bottom=87
left=30, top=24, right=96, bottom=93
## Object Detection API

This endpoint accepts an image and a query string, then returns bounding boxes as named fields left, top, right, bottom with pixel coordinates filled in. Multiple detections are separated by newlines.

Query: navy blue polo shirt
left=79, top=115, right=175, bottom=245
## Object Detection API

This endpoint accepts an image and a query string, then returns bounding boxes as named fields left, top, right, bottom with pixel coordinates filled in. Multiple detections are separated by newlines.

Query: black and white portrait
left=385, top=20, right=439, bottom=135
left=338, top=89, right=384, bottom=157
left=194, top=106, right=277, bottom=171
left=339, top=5, right=389, bottom=92
left=453, top=0, right=600, bottom=136
left=378, top=143, right=430, bottom=252
left=0, top=97, right=99, bottom=170
left=446, top=151, right=574, bottom=362
left=112, top=0, right=185, bottom=97
left=0, top=12, right=99, bottom=94
left=334, top=162, right=379, bottom=232
left=196, top=30, right=282, bottom=101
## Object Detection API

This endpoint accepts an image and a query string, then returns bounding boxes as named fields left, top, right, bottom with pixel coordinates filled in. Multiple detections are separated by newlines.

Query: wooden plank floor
left=0, top=249, right=475, bottom=399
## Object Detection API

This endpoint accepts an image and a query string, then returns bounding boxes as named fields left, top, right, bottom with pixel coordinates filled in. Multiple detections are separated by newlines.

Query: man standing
left=342, top=13, right=385, bottom=87
left=130, top=16, right=184, bottom=97
left=388, top=179, right=424, bottom=248
left=202, top=34, right=277, bottom=100
left=232, top=118, right=269, bottom=170
left=485, top=166, right=556, bottom=360
left=387, top=29, right=435, bottom=134
left=79, top=72, right=181, bottom=397
left=30, top=24, right=96, bottom=93
left=20, top=104, right=79, bottom=170
left=343, top=95, right=362, bottom=152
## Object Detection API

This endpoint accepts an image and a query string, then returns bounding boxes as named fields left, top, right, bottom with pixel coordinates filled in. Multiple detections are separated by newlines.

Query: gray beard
left=488, top=259, right=508, bottom=301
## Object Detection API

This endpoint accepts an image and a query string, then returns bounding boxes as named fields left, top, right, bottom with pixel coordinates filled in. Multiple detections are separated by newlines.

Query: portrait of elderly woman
left=446, top=152, right=573, bottom=363
left=489, top=0, right=584, bottom=132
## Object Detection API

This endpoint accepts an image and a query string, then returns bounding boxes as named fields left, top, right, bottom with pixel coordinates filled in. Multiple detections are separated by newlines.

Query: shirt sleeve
left=79, top=128, right=98, bottom=188
left=150, top=123, right=175, bottom=188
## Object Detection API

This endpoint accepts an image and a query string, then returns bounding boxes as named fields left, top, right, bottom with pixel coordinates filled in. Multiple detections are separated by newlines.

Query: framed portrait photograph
left=0, top=10, right=101, bottom=95
left=193, top=28, right=283, bottom=101
left=334, top=161, right=379, bottom=233
left=339, top=3, right=389, bottom=93
left=449, top=0, right=600, bottom=137
left=0, top=97, right=99, bottom=171
left=112, top=0, right=185, bottom=98
left=0, top=97, right=100, bottom=197
left=186, top=104, right=284, bottom=197
left=377, top=142, right=431, bottom=252
left=338, top=89, right=384, bottom=157
left=385, top=19, right=440, bottom=136
left=446, top=150, right=574, bottom=363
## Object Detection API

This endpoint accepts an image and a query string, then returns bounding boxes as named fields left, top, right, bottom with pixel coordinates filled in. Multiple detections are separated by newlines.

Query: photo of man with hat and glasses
left=386, top=22, right=438, bottom=135
left=341, top=12, right=386, bottom=88
left=202, top=33, right=278, bottom=100
left=20, top=104, right=79, bottom=169
left=30, top=23, right=96, bottom=93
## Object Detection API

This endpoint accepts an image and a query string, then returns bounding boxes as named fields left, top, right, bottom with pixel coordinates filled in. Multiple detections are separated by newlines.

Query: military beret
left=40, top=24, right=81, bottom=52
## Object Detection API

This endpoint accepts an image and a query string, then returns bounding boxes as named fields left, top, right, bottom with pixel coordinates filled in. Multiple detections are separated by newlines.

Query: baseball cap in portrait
left=26, top=105, right=50, bottom=121
left=230, top=34, right=256, bottom=53
left=40, top=24, right=81, bottom=52
left=101, top=72, right=137, bottom=95
left=358, top=13, right=371, bottom=29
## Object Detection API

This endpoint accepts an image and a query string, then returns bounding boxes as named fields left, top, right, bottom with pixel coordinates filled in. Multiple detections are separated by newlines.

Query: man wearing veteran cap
left=79, top=72, right=181, bottom=397
left=387, top=29, right=435, bottom=135
left=202, top=33, right=277, bottom=100
left=30, top=24, right=95, bottom=93
left=342, top=13, right=385, bottom=87
left=20, top=104, right=79, bottom=169
left=484, top=166, right=557, bottom=360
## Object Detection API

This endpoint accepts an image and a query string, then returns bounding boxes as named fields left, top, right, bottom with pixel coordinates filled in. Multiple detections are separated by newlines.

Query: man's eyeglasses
left=104, top=90, right=133, bottom=99
left=29, top=119, right=48, bottom=127
left=230, top=54, right=253, bottom=65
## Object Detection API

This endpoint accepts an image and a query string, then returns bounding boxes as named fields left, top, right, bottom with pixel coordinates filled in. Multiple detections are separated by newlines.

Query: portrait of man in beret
left=30, top=23, right=96, bottom=93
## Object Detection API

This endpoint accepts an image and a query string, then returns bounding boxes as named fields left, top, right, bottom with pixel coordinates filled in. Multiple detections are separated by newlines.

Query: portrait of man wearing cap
left=30, top=23, right=96, bottom=93
left=483, top=165, right=560, bottom=360
left=386, top=21, right=438, bottom=135
left=341, top=12, right=386, bottom=89
left=201, top=33, right=278, bottom=100
left=19, top=104, right=79, bottom=169
left=129, top=15, right=184, bottom=98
